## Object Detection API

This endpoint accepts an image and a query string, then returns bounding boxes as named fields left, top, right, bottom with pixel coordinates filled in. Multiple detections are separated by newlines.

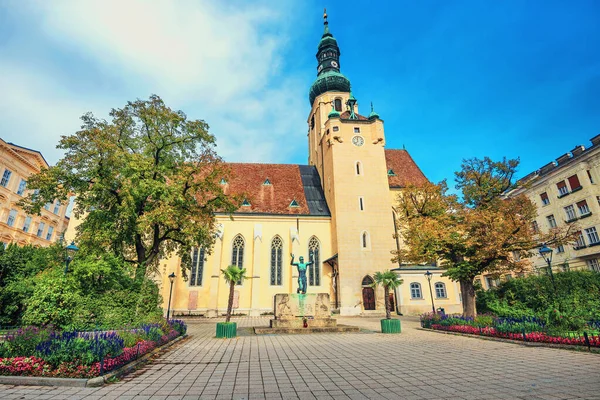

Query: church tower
left=307, top=11, right=397, bottom=315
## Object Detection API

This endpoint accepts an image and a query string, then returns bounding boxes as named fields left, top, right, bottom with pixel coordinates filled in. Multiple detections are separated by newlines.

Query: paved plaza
left=1, top=316, right=600, bottom=399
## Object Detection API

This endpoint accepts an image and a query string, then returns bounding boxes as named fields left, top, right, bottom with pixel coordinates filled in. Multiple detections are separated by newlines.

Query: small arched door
left=361, top=276, right=376, bottom=310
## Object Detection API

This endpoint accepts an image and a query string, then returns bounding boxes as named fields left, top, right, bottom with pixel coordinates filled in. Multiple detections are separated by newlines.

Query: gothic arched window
left=231, top=234, right=245, bottom=284
left=308, top=236, right=320, bottom=286
left=361, top=231, right=370, bottom=249
left=190, top=247, right=205, bottom=286
left=270, top=236, right=283, bottom=285
left=334, top=98, right=342, bottom=112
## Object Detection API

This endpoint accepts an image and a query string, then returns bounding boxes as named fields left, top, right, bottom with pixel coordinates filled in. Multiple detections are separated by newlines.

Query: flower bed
left=0, top=319, right=187, bottom=378
left=420, top=312, right=600, bottom=348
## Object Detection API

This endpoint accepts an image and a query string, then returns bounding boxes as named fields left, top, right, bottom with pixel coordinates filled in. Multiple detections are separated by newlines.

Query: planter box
left=216, top=322, right=237, bottom=338
left=381, top=319, right=401, bottom=334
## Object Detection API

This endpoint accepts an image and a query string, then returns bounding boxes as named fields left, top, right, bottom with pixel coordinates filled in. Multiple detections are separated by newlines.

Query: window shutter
left=567, top=174, right=581, bottom=190
left=576, top=200, right=587, bottom=208
left=557, top=181, right=566, bottom=190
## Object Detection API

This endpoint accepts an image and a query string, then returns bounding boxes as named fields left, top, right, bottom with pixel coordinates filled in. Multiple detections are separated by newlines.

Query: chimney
left=538, top=161, right=556, bottom=175
left=570, top=145, right=585, bottom=157
left=555, top=153, right=572, bottom=165
left=590, top=134, right=600, bottom=147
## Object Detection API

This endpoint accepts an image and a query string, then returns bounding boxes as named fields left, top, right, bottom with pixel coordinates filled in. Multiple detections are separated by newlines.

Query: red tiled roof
left=339, top=111, right=369, bottom=121
left=221, top=163, right=311, bottom=215
left=385, top=149, right=428, bottom=187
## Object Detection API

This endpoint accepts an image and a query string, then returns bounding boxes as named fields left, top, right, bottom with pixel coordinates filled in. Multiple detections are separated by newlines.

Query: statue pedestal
left=254, top=293, right=359, bottom=334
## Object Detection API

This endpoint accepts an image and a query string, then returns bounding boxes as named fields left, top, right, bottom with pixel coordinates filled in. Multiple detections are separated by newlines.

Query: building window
left=44, top=202, right=52, bottom=211
left=585, top=227, right=600, bottom=245
left=361, top=231, right=370, bottom=249
left=308, top=236, right=320, bottom=286
left=359, top=197, right=364, bottom=211
left=531, top=221, right=539, bottom=233
left=435, top=282, right=447, bottom=298
left=270, top=236, right=283, bottom=286
left=564, top=205, right=576, bottom=221
left=557, top=244, right=565, bottom=253
left=410, top=283, right=422, bottom=299
left=36, top=222, right=45, bottom=238
left=231, top=234, right=245, bottom=284
left=332, top=126, right=339, bottom=132
left=574, top=231, right=586, bottom=249
left=190, top=247, right=205, bottom=286
left=587, top=259, right=600, bottom=272
left=1, top=169, right=12, bottom=187
left=540, top=192, right=550, bottom=205
left=22, top=216, right=32, bottom=232
left=567, top=174, right=582, bottom=191
left=546, top=215, right=557, bottom=228
left=334, top=98, right=342, bottom=112
left=53, top=201, right=60, bottom=214
left=486, top=276, right=499, bottom=288
left=353, top=127, right=360, bottom=134
left=17, top=179, right=27, bottom=196
left=588, top=170, right=595, bottom=184
left=310, top=115, right=315, bottom=130
left=577, top=200, right=591, bottom=216
left=387, top=169, right=396, bottom=176
left=46, top=226, right=54, bottom=241
left=557, top=181, right=568, bottom=196
left=356, top=161, right=362, bottom=175
left=6, top=209, right=17, bottom=227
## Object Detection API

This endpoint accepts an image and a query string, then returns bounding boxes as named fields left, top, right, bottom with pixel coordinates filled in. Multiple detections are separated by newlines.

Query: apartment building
left=0, top=138, right=69, bottom=247
left=504, top=134, right=600, bottom=274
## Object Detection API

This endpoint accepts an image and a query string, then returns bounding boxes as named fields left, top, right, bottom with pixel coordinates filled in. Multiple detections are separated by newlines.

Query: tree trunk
left=460, top=278, right=476, bottom=319
left=226, top=281, right=235, bottom=323
left=384, top=286, right=391, bottom=320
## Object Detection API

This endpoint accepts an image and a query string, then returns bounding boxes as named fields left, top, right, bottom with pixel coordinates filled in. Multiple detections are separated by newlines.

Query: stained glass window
left=270, top=236, right=283, bottom=285
left=231, top=234, right=245, bottom=284
left=308, top=236, right=320, bottom=286
left=190, top=247, right=205, bottom=286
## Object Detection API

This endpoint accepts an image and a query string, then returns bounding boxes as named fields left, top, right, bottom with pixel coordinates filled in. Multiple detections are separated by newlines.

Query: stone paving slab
left=1, top=316, right=600, bottom=399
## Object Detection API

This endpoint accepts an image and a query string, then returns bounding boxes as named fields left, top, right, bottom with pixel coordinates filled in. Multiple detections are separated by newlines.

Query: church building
left=159, top=13, right=462, bottom=316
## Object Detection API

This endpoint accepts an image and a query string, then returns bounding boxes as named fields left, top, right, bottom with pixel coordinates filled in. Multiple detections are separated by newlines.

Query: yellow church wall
left=159, top=213, right=333, bottom=317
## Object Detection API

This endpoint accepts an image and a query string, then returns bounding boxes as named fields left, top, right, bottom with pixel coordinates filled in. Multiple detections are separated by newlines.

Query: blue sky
left=1, top=1, right=599, bottom=186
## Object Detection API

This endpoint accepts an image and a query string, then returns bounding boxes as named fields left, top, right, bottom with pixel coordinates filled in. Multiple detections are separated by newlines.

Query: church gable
left=385, top=149, right=428, bottom=188
left=221, top=163, right=329, bottom=216
left=5, top=142, right=49, bottom=171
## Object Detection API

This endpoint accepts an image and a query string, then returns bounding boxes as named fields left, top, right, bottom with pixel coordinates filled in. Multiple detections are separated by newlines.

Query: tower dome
left=308, top=9, right=351, bottom=106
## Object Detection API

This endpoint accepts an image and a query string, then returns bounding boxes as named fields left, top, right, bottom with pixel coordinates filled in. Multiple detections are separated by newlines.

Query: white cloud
left=0, top=0, right=309, bottom=165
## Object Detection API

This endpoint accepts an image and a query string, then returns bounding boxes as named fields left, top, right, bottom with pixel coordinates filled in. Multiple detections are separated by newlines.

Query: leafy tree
left=394, top=157, right=574, bottom=318
left=371, top=271, right=403, bottom=319
left=20, top=95, right=239, bottom=280
left=221, top=265, right=247, bottom=323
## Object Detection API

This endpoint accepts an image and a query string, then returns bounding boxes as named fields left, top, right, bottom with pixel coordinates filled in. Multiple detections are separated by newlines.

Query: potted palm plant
left=372, top=270, right=403, bottom=333
left=216, top=264, right=247, bottom=338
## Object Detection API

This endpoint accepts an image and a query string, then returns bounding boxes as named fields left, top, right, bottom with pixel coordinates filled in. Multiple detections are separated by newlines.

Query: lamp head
left=424, top=270, right=433, bottom=281
left=168, top=272, right=176, bottom=284
left=539, top=244, right=553, bottom=264
left=65, top=241, right=79, bottom=258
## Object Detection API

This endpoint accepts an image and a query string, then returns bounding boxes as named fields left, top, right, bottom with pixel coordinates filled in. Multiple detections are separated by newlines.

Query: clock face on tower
left=317, top=65, right=323, bottom=73
left=352, top=136, right=364, bottom=146
left=331, top=60, right=339, bottom=68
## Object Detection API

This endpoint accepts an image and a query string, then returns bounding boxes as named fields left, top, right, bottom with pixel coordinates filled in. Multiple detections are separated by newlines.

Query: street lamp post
left=539, top=244, right=556, bottom=291
left=424, top=270, right=436, bottom=314
left=166, top=272, right=176, bottom=321
left=64, top=241, right=79, bottom=275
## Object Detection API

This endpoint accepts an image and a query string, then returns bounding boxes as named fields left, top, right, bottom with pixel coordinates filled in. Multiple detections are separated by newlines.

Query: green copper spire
left=308, top=10, right=351, bottom=106
left=328, top=103, right=340, bottom=119
left=346, top=92, right=358, bottom=120
left=368, top=102, right=380, bottom=120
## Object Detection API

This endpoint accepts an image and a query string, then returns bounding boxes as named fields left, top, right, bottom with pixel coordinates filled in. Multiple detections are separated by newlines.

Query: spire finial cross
left=323, top=8, right=328, bottom=25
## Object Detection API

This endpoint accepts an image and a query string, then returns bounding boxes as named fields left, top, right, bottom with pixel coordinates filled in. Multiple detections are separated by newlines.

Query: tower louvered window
left=308, top=236, right=320, bottom=286
left=270, top=236, right=283, bottom=285
left=190, top=247, right=205, bottom=286
left=231, top=234, right=245, bottom=284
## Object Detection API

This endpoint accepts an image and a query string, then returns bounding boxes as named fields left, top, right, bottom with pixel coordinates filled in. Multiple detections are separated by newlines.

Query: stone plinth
left=270, top=318, right=337, bottom=328
left=259, top=293, right=357, bottom=334
left=274, top=293, right=331, bottom=320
